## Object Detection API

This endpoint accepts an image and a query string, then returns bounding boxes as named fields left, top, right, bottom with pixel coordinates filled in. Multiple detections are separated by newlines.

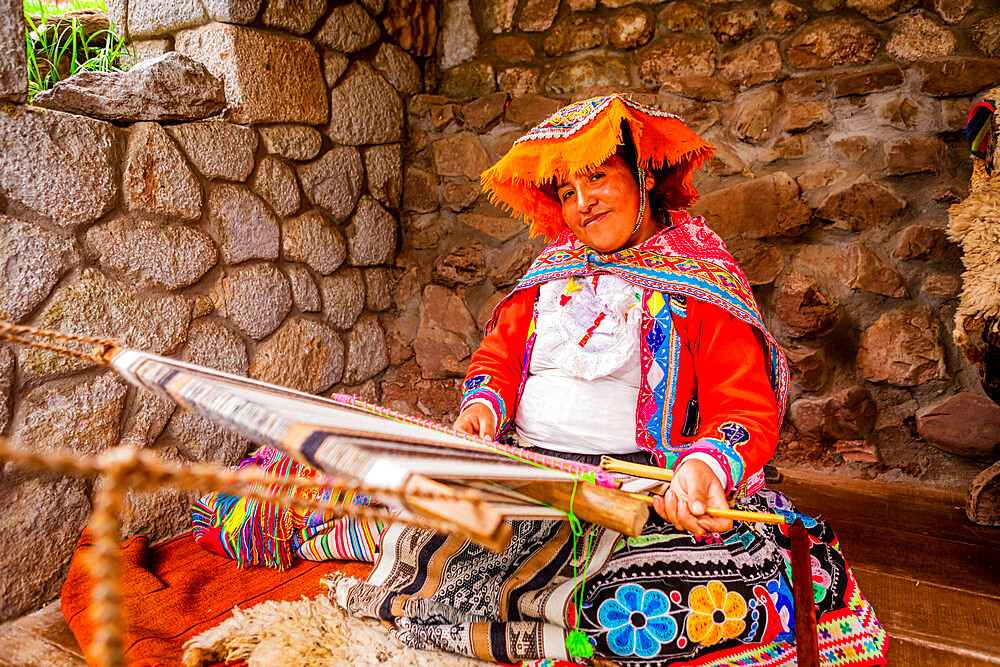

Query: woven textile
left=336, top=485, right=887, bottom=666
left=192, top=446, right=384, bottom=569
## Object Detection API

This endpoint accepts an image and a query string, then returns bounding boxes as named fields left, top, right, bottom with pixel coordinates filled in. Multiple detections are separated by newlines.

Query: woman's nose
left=575, top=183, right=595, bottom=211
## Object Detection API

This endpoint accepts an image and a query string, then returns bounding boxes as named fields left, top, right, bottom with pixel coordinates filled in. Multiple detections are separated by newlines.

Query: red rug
left=61, top=529, right=373, bottom=667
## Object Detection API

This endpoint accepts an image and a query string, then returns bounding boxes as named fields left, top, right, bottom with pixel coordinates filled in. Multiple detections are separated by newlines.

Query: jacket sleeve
left=460, top=286, right=538, bottom=435
left=673, top=299, right=779, bottom=493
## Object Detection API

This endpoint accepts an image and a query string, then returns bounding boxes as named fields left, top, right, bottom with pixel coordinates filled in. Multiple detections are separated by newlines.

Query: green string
left=487, top=480, right=595, bottom=659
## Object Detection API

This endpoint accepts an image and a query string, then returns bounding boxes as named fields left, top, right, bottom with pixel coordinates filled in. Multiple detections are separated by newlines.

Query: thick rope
left=0, top=438, right=495, bottom=667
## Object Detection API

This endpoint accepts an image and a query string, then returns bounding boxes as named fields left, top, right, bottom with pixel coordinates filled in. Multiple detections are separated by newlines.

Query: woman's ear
left=643, top=169, right=656, bottom=192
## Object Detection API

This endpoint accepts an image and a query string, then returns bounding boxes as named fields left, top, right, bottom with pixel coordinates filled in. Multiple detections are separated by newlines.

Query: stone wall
left=0, top=1, right=419, bottom=622
left=388, top=0, right=1000, bottom=491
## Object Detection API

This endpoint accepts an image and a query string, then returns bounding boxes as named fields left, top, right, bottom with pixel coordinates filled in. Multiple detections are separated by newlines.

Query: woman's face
left=556, top=154, right=657, bottom=253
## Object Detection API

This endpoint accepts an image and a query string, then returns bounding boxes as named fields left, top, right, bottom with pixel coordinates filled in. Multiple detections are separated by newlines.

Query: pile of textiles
left=60, top=528, right=372, bottom=667
left=191, top=446, right=385, bottom=569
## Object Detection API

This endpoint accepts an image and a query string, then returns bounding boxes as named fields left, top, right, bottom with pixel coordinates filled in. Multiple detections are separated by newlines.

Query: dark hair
left=617, top=120, right=671, bottom=225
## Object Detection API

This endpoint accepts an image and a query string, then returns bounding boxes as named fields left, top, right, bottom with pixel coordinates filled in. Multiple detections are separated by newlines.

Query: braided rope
left=0, top=438, right=491, bottom=667
left=0, top=320, right=118, bottom=365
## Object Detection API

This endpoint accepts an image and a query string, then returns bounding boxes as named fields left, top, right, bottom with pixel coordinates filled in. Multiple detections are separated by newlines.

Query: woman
left=336, top=94, right=887, bottom=666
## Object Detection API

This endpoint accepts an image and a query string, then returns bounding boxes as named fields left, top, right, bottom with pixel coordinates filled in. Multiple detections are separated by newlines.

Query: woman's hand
left=652, top=459, right=733, bottom=537
left=453, top=403, right=497, bottom=439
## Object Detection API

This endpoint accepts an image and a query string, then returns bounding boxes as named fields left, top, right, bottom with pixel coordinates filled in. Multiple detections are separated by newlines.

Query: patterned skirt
left=335, top=486, right=888, bottom=666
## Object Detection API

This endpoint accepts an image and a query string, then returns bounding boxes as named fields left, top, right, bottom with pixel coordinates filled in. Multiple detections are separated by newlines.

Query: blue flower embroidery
left=598, top=584, right=678, bottom=658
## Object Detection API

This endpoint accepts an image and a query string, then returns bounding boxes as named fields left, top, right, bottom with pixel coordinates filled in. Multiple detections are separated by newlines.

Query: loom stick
left=790, top=518, right=821, bottom=667
left=508, top=481, right=649, bottom=537
left=623, top=491, right=788, bottom=525
left=600, top=456, right=673, bottom=482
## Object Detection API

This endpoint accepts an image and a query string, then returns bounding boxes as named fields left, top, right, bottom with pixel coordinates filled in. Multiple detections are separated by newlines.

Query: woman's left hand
left=652, top=459, right=733, bottom=537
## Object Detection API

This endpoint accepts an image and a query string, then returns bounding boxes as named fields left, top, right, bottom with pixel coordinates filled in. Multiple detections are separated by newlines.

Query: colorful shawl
left=480, top=212, right=789, bottom=493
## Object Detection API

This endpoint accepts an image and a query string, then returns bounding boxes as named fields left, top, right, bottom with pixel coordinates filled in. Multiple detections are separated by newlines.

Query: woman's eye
left=590, top=172, right=604, bottom=181
left=560, top=190, right=573, bottom=201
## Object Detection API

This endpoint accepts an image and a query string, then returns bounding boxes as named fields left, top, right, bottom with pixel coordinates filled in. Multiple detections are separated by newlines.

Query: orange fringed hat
left=481, top=93, right=716, bottom=240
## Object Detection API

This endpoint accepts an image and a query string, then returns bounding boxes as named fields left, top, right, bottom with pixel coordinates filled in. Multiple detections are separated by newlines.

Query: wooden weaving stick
left=600, top=455, right=673, bottom=481
left=623, top=491, right=788, bottom=525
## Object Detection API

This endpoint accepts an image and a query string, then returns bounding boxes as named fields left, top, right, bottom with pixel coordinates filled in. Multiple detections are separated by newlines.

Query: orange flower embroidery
left=685, top=581, right=747, bottom=646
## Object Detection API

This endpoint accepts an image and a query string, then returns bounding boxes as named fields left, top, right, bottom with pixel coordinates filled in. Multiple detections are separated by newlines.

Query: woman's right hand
left=454, top=403, right=497, bottom=439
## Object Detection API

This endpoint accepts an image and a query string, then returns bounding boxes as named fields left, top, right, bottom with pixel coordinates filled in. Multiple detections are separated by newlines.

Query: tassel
left=565, top=629, right=594, bottom=659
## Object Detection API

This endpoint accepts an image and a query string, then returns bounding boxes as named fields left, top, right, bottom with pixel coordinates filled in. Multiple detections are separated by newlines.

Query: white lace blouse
left=514, top=274, right=644, bottom=455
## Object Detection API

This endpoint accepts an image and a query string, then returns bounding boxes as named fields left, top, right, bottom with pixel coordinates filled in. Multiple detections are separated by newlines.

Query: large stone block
left=261, top=0, right=327, bottom=34
left=347, top=196, right=397, bottom=266
left=108, top=0, right=207, bottom=39
left=86, top=216, right=217, bottom=290
left=12, top=372, right=127, bottom=455
left=375, top=43, right=423, bottom=96
left=0, top=474, right=90, bottom=623
left=21, top=269, right=192, bottom=380
left=327, top=62, right=404, bottom=145
left=787, top=17, right=881, bottom=69
left=287, top=264, right=321, bottom=312
left=259, top=124, right=323, bottom=161
left=184, top=319, right=248, bottom=376
left=816, top=176, right=906, bottom=230
left=789, top=385, right=876, bottom=441
left=31, top=53, right=226, bottom=123
left=203, top=0, right=263, bottom=23
left=691, top=172, right=811, bottom=240
left=414, top=284, right=478, bottom=379
left=916, top=57, right=1000, bottom=97
left=211, top=262, right=292, bottom=339
left=0, top=215, right=78, bottom=323
left=343, top=312, right=389, bottom=384
left=0, top=107, right=120, bottom=229
left=250, top=316, right=344, bottom=393
left=364, top=144, right=403, bottom=208
left=124, top=122, right=203, bottom=222
left=283, top=210, right=346, bottom=275
left=857, top=305, right=947, bottom=386
left=319, top=269, right=366, bottom=330
left=440, top=0, right=479, bottom=69
left=886, top=11, right=957, bottom=61
left=432, top=132, right=490, bottom=179
left=637, top=35, right=717, bottom=82
left=775, top=274, right=840, bottom=337
left=315, top=3, right=381, bottom=52
left=298, top=147, right=364, bottom=223
left=916, top=392, right=1000, bottom=459
left=169, top=120, right=257, bottom=181
left=0, top=0, right=26, bottom=103
left=176, top=23, right=328, bottom=125
left=251, top=155, right=301, bottom=218
left=846, top=242, right=908, bottom=298
left=207, top=184, right=281, bottom=264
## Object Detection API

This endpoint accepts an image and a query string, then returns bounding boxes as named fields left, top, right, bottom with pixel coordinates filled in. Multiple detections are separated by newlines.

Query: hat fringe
left=481, top=95, right=715, bottom=239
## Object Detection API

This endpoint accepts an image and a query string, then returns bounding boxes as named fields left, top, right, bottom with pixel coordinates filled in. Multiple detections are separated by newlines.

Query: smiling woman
left=335, top=93, right=890, bottom=667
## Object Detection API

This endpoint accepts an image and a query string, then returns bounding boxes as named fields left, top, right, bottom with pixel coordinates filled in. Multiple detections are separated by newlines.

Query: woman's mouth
left=582, top=212, right=608, bottom=227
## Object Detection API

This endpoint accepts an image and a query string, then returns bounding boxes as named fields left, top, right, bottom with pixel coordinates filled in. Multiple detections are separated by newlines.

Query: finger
left=661, top=492, right=683, bottom=531
left=674, top=494, right=704, bottom=537
left=652, top=495, right=668, bottom=521
left=453, top=414, right=474, bottom=435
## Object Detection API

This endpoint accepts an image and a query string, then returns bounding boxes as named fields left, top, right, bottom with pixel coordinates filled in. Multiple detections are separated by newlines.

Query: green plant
left=23, top=0, right=106, bottom=15
left=24, top=2, right=133, bottom=102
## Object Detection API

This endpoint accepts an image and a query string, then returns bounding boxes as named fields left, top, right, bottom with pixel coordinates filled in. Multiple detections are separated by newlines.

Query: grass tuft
left=23, top=0, right=133, bottom=102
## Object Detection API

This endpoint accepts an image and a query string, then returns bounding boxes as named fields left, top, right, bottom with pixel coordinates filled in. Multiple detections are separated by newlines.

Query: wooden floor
left=1, top=469, right=998, bottom=665
left=775, top=468, right=1000, bottom=666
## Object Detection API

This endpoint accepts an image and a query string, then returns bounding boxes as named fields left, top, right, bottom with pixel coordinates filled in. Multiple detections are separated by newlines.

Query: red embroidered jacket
left=460, top=285, right=779, bottom=493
